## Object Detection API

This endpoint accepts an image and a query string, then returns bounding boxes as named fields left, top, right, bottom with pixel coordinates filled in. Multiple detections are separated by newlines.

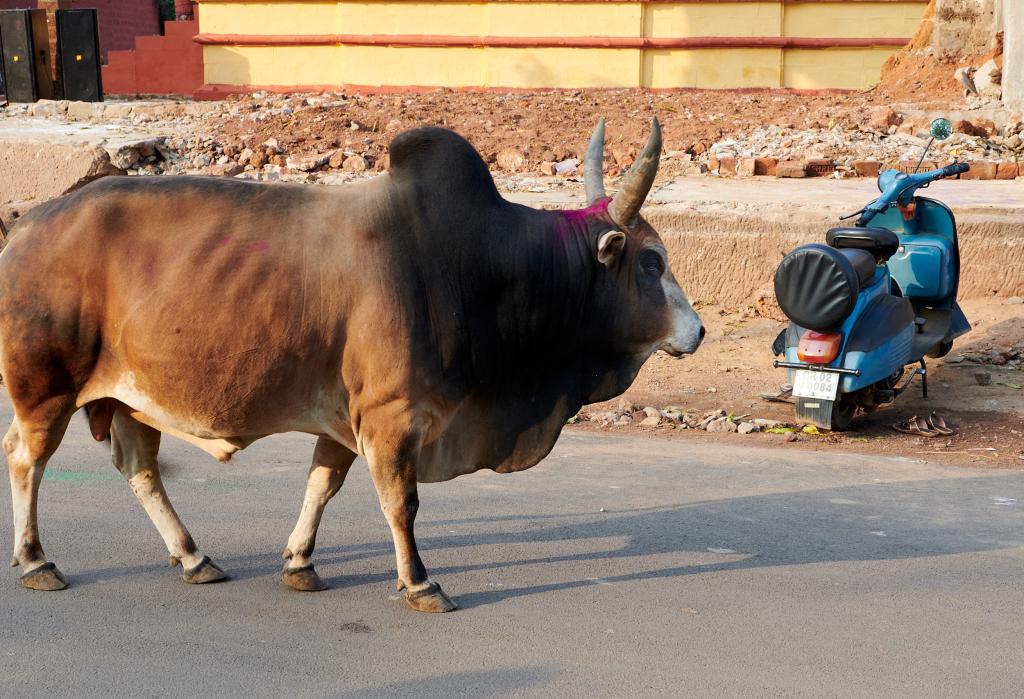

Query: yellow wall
left=196, top=0, right=926, bottom=90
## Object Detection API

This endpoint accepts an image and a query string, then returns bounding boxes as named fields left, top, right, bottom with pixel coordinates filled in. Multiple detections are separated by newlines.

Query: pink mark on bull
left=245, top=240, right=270, bottom=254
left=215, top=235, right=232, bottom=247
left=554, top=198, right=611, bottom=238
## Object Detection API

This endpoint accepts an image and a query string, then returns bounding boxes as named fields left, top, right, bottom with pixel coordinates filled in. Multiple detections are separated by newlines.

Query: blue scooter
left=771, top=118, right=971, bottom=430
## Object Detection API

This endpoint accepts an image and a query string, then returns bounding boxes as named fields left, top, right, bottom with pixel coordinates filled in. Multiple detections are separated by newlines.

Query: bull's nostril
left=698, top=325, right=706, bottom=340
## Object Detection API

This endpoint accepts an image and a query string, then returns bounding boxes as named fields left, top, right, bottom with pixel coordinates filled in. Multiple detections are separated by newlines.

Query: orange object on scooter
left=797, top=331, right=842, bottom=363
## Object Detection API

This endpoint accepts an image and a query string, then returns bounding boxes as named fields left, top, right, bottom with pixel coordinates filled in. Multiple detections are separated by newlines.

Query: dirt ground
left=573, top=297, right=1024, bottom=468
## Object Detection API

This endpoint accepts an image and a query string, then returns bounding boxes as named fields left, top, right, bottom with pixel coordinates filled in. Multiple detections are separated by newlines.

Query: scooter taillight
left=798, top=331, right=842, bottom=364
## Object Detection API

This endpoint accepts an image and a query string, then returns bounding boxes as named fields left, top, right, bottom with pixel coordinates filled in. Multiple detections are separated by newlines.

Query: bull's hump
left=388, top=127, right=502, bottom=206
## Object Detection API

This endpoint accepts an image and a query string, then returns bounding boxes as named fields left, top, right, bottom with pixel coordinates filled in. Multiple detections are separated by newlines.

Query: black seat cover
left=838, top=248, right=876, bottom=287
left=826, top=227, right=900, bottom=261
left=774, top=244, right=876, bottom=332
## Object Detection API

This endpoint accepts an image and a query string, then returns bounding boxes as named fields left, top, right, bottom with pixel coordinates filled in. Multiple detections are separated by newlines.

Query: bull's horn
left=610, top=117, right=662, bottom=228
left=584, top=117, right=607, bottom=205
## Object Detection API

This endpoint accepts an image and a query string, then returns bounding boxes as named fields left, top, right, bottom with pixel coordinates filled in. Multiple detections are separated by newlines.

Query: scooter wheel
left=830, top=400, right=857, bottom=431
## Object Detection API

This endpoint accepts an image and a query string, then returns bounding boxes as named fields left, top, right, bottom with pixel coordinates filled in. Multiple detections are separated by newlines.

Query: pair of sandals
left=761, top=384, right=795, bottom=404
left=892, top=412, right=955, bottom=437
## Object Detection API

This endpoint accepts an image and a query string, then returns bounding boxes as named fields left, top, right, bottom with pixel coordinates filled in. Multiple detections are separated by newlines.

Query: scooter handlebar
left=856, top=162, right=966, bottom=226
left=940, top=162, right=970, bottom=177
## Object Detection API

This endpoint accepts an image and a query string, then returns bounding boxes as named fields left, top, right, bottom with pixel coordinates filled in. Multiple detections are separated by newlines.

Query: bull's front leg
left=281, top=436, right=357, bottom=591
left=363, top=422, right=456, bottom=613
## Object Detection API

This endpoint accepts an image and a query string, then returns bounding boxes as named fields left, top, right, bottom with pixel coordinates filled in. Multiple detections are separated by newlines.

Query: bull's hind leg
left=110, top=411, right=226, bottom=584
left=364, top=426, right=456, bottom=613
left=5, top=396, right=75, bottom=591
left=281, top=436, right=357, bottom=591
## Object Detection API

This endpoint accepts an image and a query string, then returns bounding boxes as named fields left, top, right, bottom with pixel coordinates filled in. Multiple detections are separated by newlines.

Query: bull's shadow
left=297, top=472, right=1024, bottom=609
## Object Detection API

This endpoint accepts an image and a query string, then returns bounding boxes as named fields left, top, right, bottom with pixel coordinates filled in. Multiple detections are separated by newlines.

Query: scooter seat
left=774, top=244, right=878, bottom=332
left=839, top=248, right=877, bottom=287
left=826, top=227, right=900, bottom=262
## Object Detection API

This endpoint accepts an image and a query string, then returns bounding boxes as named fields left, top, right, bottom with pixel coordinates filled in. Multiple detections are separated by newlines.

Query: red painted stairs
left=102, top=20, right=203, bottom=97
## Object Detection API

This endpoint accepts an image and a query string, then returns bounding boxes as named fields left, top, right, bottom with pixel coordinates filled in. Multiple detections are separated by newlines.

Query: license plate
left=792, top=370, right=840, bottom=400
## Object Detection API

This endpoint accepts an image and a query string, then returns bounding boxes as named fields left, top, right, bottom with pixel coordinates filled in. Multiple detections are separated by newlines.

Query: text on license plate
left=792, top=370, right=840, bottom=400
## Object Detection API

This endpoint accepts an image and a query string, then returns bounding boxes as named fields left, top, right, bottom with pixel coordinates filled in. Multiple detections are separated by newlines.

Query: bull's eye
left=639, top=249, right=665, bottom=277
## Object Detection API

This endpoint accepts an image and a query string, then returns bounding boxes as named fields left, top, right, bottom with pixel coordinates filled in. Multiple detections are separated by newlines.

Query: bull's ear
left=597, top=230, right=626, bottom=266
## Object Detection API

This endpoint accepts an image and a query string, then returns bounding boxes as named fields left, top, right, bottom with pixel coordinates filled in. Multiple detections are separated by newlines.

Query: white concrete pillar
left=1005, top=0, right=1024, bottom=108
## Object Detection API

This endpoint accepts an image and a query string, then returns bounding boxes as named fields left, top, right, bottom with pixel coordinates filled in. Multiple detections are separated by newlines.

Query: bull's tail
left=0, top=215, right=8, bottom=240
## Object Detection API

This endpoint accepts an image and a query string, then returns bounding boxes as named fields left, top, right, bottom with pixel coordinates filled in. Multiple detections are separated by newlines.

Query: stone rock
left=776, top=161, right=807, bottom=178
left=706, top=418, right=738, bottom=433
left=237, top=147, right=254, bottom=166
left=852, top=160, right=881, bottom=178
left=639, top=416, right=662, bottom=428
left=960, top=161, right=997, bottom=180
left=104, top=103, right=134, bottom=119
left=1007, top=297, right=1024, bottom=305
left=972, top=118, right=998, bottom=137
left=342, top=155, right=368, bottom=173
left=66, top=101, right=96, bottom=121
left=753, top=418, right=786, bottom=428
left=973, top=59, right=1002, bottom=99
left=715, top=157, right=737, bottom=176
left=737, top=422, right=759, bottom=434
left=868, top=106, right=901, bottom=131
left=496, top=148, right=526, bottom=172
left=783, top=432, right=799, bottom=442
left=31, top=100, right=59, bottom=118
left=613, top=415, right=633, bottom=426
left=286, top=152, right=329, bottom=172
left=263, top=137, right=282, bottom=153
left=249, top=150, right=268, bottom=169
left=954, top=120, right=986, bottom=137
left=202, top=162, right=244, bottom=177
left=805, top=158, right=835, bottom=177
left=0, top=143, right=124, bottom=209
left=642, top=406, right=661, bottom=419
left=327, top=150, right=346, bottom=169
left=107, top=145, right=142, bottom=170
left=737, top=158, right=757, bottom=177
left=753, top=157, right=777, bottom=176
left=553, top=158, right=578, bottom=176
left=540, top=161, right=556, bottom=176
left=996, top=161, right=1019, bottom=180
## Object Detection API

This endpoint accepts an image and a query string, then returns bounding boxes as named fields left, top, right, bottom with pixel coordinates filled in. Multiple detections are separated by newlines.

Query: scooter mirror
left=930, top=117, right=953, bottom=141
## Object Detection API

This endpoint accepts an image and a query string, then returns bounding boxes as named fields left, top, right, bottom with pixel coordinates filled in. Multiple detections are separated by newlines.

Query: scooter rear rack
left=772, top=361, right=861, bottom=377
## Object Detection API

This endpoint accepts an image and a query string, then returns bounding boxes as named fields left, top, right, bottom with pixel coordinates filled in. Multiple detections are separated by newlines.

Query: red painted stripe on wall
left=195, top=0, right=927, bottom=4
left=194, top=33, right=911, bottom=49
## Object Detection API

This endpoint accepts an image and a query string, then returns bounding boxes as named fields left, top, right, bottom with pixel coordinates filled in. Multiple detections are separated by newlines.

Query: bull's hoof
left=20, top=562, right=68, bottom=591
left=181, top=556, right=228, bottom=585
left=404, top=580, right=457, bottom=613
left=282, top=563, right=327, bottom=592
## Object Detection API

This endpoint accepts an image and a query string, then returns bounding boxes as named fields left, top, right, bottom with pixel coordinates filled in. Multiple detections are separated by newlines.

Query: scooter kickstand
left=919, top=359, right=928, bottom=398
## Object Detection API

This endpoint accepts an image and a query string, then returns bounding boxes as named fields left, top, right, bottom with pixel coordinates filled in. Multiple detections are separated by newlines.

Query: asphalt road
left=1, top=396, right=1022, bottom=697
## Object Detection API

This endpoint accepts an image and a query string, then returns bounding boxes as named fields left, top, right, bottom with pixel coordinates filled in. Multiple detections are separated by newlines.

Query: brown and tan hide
left=0, top=120, right=703, bottom=612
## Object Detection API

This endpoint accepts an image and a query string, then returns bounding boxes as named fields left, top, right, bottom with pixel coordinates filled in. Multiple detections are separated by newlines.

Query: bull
left=0, top=119, right=703, bottom=612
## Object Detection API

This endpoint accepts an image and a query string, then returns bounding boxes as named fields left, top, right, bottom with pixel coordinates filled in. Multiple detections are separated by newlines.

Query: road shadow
left=64, top=471, right=1020, bottom=605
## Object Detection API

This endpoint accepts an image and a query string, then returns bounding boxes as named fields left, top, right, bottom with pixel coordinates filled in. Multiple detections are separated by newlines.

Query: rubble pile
left=707, top=107, right=1023, bottom=179
left=3, top=86, right=1020, bottom=185
left=573, top=401, right=807, bottom=438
